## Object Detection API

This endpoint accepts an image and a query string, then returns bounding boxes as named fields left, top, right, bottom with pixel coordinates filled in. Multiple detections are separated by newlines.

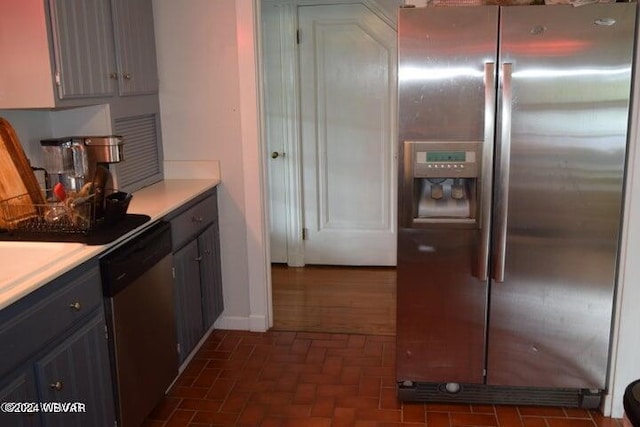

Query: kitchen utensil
left=0, top=118, right=45, bottom=229
left=92, top=165, right=111, bottom=220
left=103, top=191, right=132, bottom=225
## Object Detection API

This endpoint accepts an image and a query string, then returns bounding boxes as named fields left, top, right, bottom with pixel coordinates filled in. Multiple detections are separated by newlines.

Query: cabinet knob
left=109, top=72, right=118, bottom=80
left=123, top=73, right=132, bottom=80
left=69, top=302, right=81, bottom=311
left=194, top=256, right=203, bottom=262
left=192, top=216, right=203, bottom=223
left=49, top=381, right=63, bottom=391
left=271, top=151, right=285, bottom=159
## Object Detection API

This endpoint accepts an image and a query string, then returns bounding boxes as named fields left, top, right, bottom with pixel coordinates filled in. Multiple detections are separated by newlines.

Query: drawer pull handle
left=192, top=216, right=204, bottom=223
left=49, top=381, right=63, bottom=391
left=69, top=302, right=81, bottom=311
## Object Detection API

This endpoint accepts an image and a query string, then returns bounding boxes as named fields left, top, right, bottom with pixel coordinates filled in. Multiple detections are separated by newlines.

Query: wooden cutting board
left=0, top=117, right=46, bottom=229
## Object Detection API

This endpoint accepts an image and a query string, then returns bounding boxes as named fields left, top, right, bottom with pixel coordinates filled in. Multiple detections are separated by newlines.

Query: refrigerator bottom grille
left=397, top=382, right=602, bottom=408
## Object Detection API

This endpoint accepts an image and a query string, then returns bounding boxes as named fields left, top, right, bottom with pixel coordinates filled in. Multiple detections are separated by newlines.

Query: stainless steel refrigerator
left=396, top=3, right=636, bottom=407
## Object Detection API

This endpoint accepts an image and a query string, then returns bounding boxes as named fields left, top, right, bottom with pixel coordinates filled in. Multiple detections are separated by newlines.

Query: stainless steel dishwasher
left=101, top=220, right=178, bottom=427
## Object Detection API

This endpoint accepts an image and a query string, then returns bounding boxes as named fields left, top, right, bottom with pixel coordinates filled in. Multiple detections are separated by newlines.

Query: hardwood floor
left=270, top=264, right=397, bottom=336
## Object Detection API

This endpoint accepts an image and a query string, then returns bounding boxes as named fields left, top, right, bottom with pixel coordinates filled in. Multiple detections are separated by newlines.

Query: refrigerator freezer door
left=488, top=3, right=636, bottom=389
left=396, top=6, right=499, bottom=384
left=397, top=6, right=499, bottom=144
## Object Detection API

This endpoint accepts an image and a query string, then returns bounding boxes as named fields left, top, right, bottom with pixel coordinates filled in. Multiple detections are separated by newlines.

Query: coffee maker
left=40, top=136, right=124, bottom=218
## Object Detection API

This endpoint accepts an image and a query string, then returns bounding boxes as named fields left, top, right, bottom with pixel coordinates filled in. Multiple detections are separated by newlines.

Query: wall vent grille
left=113, top=114, right=162, bottom=191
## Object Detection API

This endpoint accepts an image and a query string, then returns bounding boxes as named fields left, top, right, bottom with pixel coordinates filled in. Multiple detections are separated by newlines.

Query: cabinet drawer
left=170, top=192, right=217, bottom=251
left=0, top=261, right=103, bottom=377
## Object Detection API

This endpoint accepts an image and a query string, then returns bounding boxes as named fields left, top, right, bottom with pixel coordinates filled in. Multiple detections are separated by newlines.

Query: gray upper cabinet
left=111, top=0, right=159, bottom=96
left=51, top=0, right=159, bottom=100
left=49, top=0, right=118, bottom=99
left=0, top=0, right=158, bottom=108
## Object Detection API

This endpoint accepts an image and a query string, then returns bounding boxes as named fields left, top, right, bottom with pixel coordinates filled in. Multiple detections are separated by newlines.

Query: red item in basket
left=53, top=182, right=66, bottom=201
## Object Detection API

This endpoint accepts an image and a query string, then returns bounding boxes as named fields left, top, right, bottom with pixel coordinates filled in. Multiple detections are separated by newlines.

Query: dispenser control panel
left=426, top=151, right=466, bottom=162
left=416, top=150, right=476, bottom=171
left=407, top=141, right=480, bottom=178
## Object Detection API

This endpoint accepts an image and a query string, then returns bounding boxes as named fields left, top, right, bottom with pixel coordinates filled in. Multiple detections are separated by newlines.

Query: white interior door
left=299, top=3, right=397, bottom=266
left=263, top=4, right=289, bottom=263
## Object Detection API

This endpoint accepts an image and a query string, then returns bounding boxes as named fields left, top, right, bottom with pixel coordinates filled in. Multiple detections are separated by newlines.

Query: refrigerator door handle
left=478, top=62, right=496, bottom=282
left=494, top=62, right=513, bottom=283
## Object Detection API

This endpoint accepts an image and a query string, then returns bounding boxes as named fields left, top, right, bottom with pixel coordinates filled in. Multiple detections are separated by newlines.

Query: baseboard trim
left=249, top=314, right=269, bottom=332
left=214, top=314, right=268, bottom=332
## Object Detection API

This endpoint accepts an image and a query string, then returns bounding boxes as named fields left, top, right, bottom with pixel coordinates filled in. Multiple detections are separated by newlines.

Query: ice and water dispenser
left=402, top=141, right=481, bottom=227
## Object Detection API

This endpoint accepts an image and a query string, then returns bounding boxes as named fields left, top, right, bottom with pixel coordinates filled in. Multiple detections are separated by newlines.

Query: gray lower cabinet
left=173, top=239, right=205, bottom=362
left=0, top=260, right=116, bottom=427
left=200, top=223, right=224, bottom=329
left=168, top=188, right=223, bottom=363
left=34, top=311, right=115, bottom=427
left=0, top=371, right=39, bottom=427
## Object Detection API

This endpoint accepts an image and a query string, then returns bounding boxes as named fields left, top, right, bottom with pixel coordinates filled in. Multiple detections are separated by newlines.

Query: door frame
left=261, top=0, right=399, bottom=267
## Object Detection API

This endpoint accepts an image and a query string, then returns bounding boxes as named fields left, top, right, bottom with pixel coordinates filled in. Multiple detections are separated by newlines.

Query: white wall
left=0, top=110, right=52, bottom=166
left=0, top=105, right=112, bottom=168
left=153, top=0, right=269, bottom=331
left=609, top=126, right=640, bottom=417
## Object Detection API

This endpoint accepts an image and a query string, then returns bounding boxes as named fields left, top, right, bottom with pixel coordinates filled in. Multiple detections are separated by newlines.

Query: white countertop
left=0, top=178, right=219, bottom=311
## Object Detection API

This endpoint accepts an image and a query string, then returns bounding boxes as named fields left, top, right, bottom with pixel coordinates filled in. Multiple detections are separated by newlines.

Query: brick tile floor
left=143, top=330, right=624, bottom=427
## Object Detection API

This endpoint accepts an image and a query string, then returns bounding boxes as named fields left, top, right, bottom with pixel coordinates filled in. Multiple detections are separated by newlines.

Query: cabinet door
left=0, top=371, right=40, bottom=427
left=173, top=239, right=205, bottom=363
left=34, top=311, right=116, bottom=427
left=211, top=222, right=224, bottom=319
left=199, top=223, right=224, bottom=330
left=111, top=0, right=159, bottom=95
left=49, top=0, right=118, bottom=99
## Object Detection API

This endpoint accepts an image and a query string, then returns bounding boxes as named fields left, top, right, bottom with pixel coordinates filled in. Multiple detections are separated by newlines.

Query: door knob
left=271, top=151, right=284, bottom=159
left=49, top=381, right=63, bottom=391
